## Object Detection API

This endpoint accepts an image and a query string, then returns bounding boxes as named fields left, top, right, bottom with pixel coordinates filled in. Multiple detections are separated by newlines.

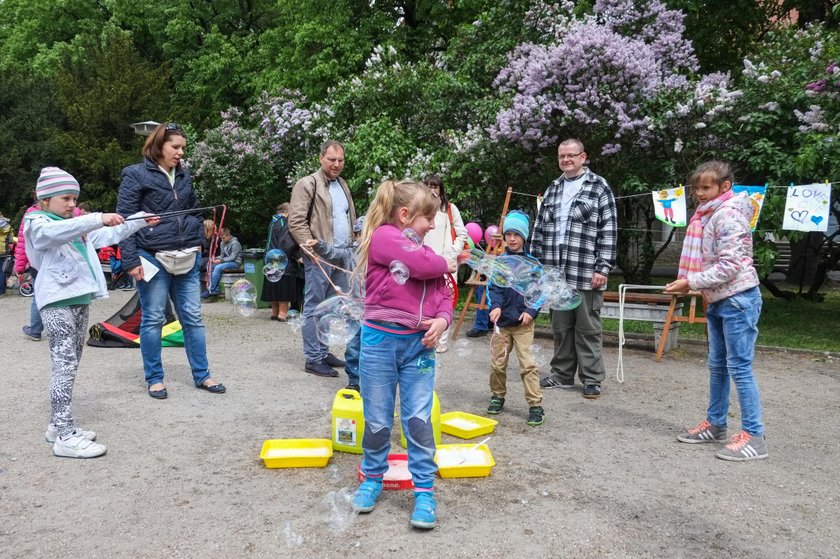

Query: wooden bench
left=602, top=290, right=707, bottom=361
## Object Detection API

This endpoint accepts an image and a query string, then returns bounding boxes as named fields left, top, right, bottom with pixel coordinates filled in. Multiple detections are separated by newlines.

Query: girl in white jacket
left=25, top=167, right=157, bottom=459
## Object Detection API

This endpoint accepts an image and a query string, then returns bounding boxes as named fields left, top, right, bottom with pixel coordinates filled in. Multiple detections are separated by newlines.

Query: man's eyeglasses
left=558, top=152, right=583, bottom=160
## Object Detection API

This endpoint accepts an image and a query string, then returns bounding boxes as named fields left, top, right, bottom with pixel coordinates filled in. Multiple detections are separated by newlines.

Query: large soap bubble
left=459, top=248, right=495, bottom=275
left=401, top=228, right=423, bottom=252
left=263, top=248, right=288, bottom=283
left=231, top=279, right=258, bottom=317
left=313, top=295, right=363, bottom=347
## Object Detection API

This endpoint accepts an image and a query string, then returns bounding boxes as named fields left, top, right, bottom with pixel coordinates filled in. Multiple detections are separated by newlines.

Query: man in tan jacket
left=288, top=140, right=356, bottom=377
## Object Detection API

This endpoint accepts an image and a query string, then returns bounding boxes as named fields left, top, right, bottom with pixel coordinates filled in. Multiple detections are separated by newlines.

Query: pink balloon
left=484, top=224, right=499, bottom=246
left=465, top=222, right=483, bottom=245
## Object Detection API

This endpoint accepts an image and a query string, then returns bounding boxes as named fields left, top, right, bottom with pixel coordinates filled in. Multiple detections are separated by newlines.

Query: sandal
left=197, top=381, right=226, bottom=394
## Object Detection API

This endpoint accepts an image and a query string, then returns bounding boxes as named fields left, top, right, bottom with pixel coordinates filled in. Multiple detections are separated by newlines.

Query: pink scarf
left=677, top=190, right=734, bottom=279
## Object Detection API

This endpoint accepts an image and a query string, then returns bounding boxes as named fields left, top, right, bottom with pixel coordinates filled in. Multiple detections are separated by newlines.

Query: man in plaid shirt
left=531, top=139, right=617, bottom=399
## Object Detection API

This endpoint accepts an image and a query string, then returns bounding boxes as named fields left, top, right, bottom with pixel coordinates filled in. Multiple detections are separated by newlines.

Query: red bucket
left=357, top=453, right=413, bottom=490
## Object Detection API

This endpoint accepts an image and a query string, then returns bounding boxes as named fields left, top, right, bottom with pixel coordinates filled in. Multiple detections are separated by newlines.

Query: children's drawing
left=652, top=187, right=686, bottom=226
left=782, top=183, right=832, bottom=232
left=732, top=184, right=767, bottom=231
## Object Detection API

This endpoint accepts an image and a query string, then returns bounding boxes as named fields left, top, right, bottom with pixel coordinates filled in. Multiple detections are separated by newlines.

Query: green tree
left=50, top=27, right=172, bottom=211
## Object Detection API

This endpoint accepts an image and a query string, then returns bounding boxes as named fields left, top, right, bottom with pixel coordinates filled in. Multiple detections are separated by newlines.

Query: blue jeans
left=359, top=325, right=437, bottom=488
left=209, top=262, right=239, bottom=293
left=301, top=256, right=348, bottom=362
left=344, top=330, right=361, bottom=386
left=136, top=249, right=210, bottom=387
left=705, top=286, right=764, bottom=436
left=30, top=295, right=44, bottom=335
left=473, top=285, right=490, bottom=331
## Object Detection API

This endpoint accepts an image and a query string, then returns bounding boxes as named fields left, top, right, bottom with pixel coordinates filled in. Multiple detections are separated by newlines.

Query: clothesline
left=614, top=181, right=838, bottom=200
left=513, top=182, right=837, bottom=202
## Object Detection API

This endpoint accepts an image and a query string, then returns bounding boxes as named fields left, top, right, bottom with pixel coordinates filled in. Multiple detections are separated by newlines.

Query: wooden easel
left=451, top=187, right=513, bottom=340
left=655, top=291, right=708, bottom=362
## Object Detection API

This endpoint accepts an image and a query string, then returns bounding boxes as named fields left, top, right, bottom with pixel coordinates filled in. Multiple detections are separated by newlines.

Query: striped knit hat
left=36, top=167, right=80, bottom=200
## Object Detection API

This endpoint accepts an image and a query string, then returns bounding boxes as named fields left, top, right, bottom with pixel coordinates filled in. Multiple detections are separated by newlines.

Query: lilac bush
left=189, top=91, right=329, bottom=239
left=489, top=0, right=719, bottom=158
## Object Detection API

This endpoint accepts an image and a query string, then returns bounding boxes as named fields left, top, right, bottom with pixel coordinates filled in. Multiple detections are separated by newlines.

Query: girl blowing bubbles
left=665, top=161, right=768, bottom=462
left=25, top=167, right=158, bottom=458
left=352, top=179, right=456, bottom=529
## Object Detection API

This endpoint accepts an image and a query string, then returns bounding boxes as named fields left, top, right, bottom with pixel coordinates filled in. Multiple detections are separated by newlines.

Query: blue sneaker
left=352, top=479, right=383, bottom=513
left=410, top=491, right=437, bottom=529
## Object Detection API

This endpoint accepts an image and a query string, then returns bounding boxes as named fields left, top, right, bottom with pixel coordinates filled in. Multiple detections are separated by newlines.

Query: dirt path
left=1, top=291, right=838, bottom=558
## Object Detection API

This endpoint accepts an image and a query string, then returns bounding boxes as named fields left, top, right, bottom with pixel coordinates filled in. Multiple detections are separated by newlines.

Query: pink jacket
left=687, top=193, right=760, bottom=303
left=13, top=203, right=39, bottom=274
left=365, top=224, right=453, bottom=329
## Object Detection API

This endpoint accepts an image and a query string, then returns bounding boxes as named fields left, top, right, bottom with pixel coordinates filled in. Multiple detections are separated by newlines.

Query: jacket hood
left=721, top=192, right=755, bottom=222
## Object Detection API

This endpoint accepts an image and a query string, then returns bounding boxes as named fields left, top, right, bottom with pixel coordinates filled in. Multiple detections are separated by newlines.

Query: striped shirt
left=531, top=169, right=618, bottom=290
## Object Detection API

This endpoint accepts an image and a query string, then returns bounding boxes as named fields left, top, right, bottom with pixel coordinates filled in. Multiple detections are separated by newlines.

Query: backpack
left=0, top=219, right=12, bottom=256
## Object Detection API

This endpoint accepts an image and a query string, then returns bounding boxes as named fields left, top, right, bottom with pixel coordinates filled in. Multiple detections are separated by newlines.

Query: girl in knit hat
left=24, top=167, right=158, bottom=458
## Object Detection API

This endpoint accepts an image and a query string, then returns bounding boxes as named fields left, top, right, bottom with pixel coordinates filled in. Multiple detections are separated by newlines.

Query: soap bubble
left=401, top=228, right=423, bottom=251
left=460, top=248, right=495, bottom=275
left=547, top=285, right=582, bottom=311
left=231, top=279, right=257, bottom=317
left=453, top=338, right=472, bottom=358
left=286, top=309, right=303, bottom=333
left=314, top=296, right=363, bottom=347
left=389, top=260, right=409, bottom=285
left=523, top=284, right=545, bottom=310
left=282, top=520, right=304, bottom=548
left=263, top=266, right=284, bottom=283
left=320, top=488, right=358, bottom=534
left=530, top=344, right=548, bottom=367
left=263, top=249, right=288, bottom=283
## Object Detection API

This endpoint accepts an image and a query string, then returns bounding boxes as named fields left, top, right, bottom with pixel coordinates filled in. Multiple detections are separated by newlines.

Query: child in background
left=352, top=179, right=455, bottom=529
left=666, top=161, right=768, bottom=462
left=486, top=210, right=545, bottom=426
left=24, top=167, right=157, bottom=458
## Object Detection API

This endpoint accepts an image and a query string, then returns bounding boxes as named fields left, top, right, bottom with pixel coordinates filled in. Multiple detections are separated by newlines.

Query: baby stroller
left=17, top=270, right=34, bottom=297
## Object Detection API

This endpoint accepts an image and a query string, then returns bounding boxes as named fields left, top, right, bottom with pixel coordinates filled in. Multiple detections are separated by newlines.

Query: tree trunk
left=787, top=232, right=824, bottom=289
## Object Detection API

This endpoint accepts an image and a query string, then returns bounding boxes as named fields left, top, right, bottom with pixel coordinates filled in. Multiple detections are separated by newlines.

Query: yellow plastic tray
left=435, top=444, right=495, bottom=478
left=439, top=411, right=498, bottom=439
left=260, top=438, right=333, bottom=468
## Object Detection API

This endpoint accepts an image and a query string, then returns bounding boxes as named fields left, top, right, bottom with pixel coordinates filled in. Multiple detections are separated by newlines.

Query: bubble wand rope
left=298, top=245, right=347, bottom=295
left=615, top=284, right=673, bottom=383
left=123, top=205, right=226, bottom=221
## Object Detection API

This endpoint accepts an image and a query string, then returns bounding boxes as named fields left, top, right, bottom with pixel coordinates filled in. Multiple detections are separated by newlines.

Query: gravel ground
left=1, top=289, right=838, bottom=559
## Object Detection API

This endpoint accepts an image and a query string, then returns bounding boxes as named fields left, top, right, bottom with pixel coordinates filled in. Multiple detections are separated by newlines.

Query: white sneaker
left=45, top=424, right=96, bottom=443
left=53, top=432, right=107, bottom=458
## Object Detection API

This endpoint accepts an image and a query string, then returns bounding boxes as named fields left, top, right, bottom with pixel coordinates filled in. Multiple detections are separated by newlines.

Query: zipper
left=417, top=281, right=427, bottom=328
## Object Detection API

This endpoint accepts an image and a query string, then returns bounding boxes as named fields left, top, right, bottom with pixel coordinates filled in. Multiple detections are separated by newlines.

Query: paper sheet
left=139, top=256, right=159, bottom=282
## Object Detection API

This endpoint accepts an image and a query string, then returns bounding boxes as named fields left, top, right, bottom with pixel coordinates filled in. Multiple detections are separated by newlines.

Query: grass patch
left=455, top=278, right=840, bottom=352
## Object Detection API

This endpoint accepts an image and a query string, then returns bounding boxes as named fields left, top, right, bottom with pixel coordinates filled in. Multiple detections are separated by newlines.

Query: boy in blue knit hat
left=486, top=210, right=545, bottom=426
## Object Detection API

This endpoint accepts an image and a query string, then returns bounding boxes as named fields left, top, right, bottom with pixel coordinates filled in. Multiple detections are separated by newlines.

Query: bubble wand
left=123, top=205, right=226, bottom=221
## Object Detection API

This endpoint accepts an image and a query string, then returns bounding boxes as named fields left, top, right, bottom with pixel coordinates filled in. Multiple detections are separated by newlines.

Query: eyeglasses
left=165, top=123, right=184, bottom=131
left=558, top=152, right=583, bottom=160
